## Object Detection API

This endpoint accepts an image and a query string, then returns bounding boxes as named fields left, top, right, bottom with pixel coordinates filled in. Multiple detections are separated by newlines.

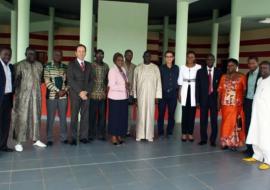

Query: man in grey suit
left=67, top=44, right=91, bottom=145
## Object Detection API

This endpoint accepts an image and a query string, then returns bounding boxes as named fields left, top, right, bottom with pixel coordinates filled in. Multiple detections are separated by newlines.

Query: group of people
left=0, top=44, right=270, bottom=170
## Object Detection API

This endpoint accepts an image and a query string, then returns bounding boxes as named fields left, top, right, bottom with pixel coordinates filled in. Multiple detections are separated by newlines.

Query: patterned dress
left=218, top=73, right=246, bottom=148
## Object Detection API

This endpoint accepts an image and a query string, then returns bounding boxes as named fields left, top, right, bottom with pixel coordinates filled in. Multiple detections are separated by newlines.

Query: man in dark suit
left=67, top=44, right=91, bottom=145
left=243, top=56, right=260, bottom=157
left=0, top=47, right=14, bottom=152
left=196, top=54, right=222, bottom=147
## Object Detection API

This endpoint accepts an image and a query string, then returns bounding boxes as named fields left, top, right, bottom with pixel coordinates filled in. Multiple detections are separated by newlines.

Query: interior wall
left=1, top=25, right=270, bottom=73
left=97, top=1, right=149, bottom=67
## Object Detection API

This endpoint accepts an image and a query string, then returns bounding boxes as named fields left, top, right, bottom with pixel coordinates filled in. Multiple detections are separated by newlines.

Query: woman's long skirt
left=108, top=99, right=128, bottom=136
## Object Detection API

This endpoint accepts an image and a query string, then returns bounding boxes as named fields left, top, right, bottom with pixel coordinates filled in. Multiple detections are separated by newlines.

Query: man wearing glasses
left=158, top=51, right=179, bottom=137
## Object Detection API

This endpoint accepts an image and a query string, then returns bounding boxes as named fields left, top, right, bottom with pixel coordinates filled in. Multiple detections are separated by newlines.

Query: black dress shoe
left=88, top=137, right=94, bottom=141
left=210, top=142, right=216, bottom=147
left=198, top=141, right=207, bottom=146
left=98, top=137, right=106, bottom=141
left=62, top=140, right=68, bottom=144
left=221, top=146, right=228, bottom=150
left=70, top=140, right=77, bottom=146
left=80, top=139, right=89, bottom=144
left=126, top=134, right=131, bottom=137
left=119, top=140, right=124, bottom=144
left=46, top=141, right=53, bottom=146
left=243, top=149, right=253, bottom=157
left=0, top=147, right=14, bottom=152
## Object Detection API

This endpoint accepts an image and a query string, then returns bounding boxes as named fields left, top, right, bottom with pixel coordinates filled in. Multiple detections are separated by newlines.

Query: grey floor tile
left=124, top=160, right=153, bottom=170
left=169, top=175, right=208, bottom=190
left=45, top=178, right=79, bottom=190
left=0, top=183, right=9, bottom=190
left=91, top=153, right=118, bottom=163
left=75, top=174, right=109, bottom=189
left=41, top=158, right=69, bottom=168
left=11, top=170, right=42, bottom=182
left=98, top=163, right=128, bottom=174
left=12, top=160, right=41, bottom=170
left=130, top=168, right=166, bottom=184
left=71, top=165, right=101, bottom=177
left=42, top=167, right=73, bottom=181
left=0, top=172, right=10, bottom=184
left=105, top=172, right=137, bottom=185
left=0, top=161, right=12, bottom=172
left=3, top=121, right=270, bottom=190
left=10, top=180, right=44, bottom=190
left=67, top=155, right=95, bottom=165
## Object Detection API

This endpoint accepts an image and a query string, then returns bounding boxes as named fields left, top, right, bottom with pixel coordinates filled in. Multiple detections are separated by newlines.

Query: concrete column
left=175, top=0, right=189, bottom=123
left=10, top=0, right=17, bottom=63
left=47, top=7, right=55, bottom=62
left=92, top=14, right=96, bottom=62
left=162, top=16, right=169, bottom=64
left=211, top=9, right=219, bottom=65
left=229, top=0, right=242, bottom=60
left=80, top=0, right=93, bottom=62
left=17, top=0, right=30, bottom=61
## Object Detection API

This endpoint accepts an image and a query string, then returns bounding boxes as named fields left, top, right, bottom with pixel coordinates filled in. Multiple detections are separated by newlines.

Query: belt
left=4, top=93, right=12, bottom=95
left=183, top=79, right=196, bottom=82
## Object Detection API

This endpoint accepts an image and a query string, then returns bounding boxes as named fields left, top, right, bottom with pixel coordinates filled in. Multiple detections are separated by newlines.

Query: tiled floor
left=1, top=122, right=270, bottom=190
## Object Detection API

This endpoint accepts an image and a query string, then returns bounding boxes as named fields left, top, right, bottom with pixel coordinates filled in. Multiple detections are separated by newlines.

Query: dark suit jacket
left=196, top=67, right=222, bottom=107
left=67, top=59, right=91, bottom=99
left=0, top=62, right=15, bottom=105
left=245, top=70, right=261, bottom=98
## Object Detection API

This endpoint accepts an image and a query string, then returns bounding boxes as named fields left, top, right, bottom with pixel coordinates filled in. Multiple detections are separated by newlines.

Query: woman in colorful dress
left=218, top=58, right=246, bottom=150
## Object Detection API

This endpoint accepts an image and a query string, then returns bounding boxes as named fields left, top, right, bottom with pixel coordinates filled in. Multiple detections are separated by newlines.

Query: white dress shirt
left=207, top=66, right=214, bottom=92
left=77, top=58, right=85, bottom=67
left=0, top=58, right=12, bottom=94
left=178, top=64, right=201, bottom=106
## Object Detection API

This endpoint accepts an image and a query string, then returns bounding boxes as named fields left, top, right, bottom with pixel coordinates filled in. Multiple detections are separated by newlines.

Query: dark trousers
left=0, top=94, right=12, bottom=149
left=244, top=98, right=254, bottom=155
left=199, top=94, right=218, bottom=143
left=158, top=97, right=177, bottom=135
left=46, top=99, right=68, bottom=142
left=181, top=86, right=196, bottom=135
left=89, top=99, right=106, bottom=139
left=70, top=95, right=89, bottom=140
left=108, top=99, right=128, bottom=136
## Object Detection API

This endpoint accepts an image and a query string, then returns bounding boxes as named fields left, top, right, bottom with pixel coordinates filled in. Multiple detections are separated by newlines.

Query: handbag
left=237, top=115, right=242, bottom=130
left=128, top=95, right=135, bottom=105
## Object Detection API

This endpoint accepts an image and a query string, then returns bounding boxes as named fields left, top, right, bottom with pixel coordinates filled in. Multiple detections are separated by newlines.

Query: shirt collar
left=165, top=64, right=174, bottom=69
left=52, top=61, right=62, bottom=66
left=77, top=58, right=84, bottom=64
left=207, top=66, right=214, bottom=70
left=252, top=67, right=259, bottom=75
left=0, top=58, right=11, bottom=66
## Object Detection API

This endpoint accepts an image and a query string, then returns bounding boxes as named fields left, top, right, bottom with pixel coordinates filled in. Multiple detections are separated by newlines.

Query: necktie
left=80, top=62, right=85, bottom=71
left=208, top=69, right=213, bottom=94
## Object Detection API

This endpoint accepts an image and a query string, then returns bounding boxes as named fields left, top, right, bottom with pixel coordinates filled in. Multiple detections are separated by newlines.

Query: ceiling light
left=259, top=18, right=270, bottom=24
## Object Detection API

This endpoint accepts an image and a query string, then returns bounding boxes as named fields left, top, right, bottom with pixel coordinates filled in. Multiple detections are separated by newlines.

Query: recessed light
left=259, top=18, right=270, bottom=24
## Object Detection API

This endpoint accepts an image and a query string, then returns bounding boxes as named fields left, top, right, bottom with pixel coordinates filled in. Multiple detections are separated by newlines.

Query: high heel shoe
left=181, top=135, right=187, bottom=142
left=117, top=137, right=124, bottom=144
left=188, top=135, right=194, bottom=142
left=111, top=136, right=118, bottom=146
